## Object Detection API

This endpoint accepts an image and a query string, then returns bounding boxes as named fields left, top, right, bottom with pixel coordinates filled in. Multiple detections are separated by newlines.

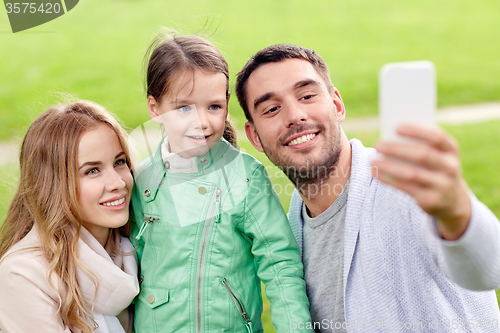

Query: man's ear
left=245, top=121, right=264, bottom=152
left=148, top=96, right=163, bottom=124
left=331, top=88, right=346, bottom=123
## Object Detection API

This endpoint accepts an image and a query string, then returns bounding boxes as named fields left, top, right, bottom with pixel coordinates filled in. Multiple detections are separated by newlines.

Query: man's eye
left=265, top=106, right=279, bottom=114
left=178, top=105, right=191, bottom=112
left=209, top=105, right=221, bottom=111
left=301, top=94, right=314, bottom=100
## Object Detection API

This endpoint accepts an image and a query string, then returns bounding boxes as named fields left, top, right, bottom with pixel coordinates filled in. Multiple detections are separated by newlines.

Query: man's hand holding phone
left=373, top=61, right=471, bottom=240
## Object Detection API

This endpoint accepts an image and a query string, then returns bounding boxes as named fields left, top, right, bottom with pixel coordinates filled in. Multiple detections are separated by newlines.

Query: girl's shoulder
left=221, top=142, right=266, bottom=175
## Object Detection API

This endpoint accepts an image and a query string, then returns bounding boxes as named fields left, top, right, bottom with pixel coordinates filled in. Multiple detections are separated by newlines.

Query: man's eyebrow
left=253, top=92, right=275, bottom=110
left=252, top=79, right=321, bottom=111
left=294, top=79, right=320, bottom=90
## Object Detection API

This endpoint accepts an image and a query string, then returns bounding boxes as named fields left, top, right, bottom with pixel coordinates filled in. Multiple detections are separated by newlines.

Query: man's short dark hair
left=235, top=44, right=333, bottom=122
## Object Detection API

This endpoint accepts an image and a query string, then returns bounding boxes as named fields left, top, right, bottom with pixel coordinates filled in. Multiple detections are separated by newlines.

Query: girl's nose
left=195, top=109, right=210, bottom=129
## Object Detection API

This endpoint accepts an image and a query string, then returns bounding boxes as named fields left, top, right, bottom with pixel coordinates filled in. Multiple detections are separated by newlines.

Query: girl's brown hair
left=0, top=100, right=132, bottom=332
left=145, top=32, right=237, bottom=146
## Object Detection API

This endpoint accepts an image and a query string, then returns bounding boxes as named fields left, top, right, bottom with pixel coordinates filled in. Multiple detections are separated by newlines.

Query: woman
left=0, top=100, right=139, bottom=332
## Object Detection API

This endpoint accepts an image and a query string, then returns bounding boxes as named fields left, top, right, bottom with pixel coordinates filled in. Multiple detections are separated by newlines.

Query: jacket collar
left=342, top=139, right=376, bottom=292
left=139, top=137, right=232, bottom=202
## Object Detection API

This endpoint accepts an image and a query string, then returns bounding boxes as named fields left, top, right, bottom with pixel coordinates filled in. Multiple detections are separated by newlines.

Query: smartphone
left=379, top=60, right=436, bottom=142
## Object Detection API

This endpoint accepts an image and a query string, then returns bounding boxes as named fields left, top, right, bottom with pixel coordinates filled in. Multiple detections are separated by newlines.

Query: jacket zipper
left=221, top=278, right=253, bottom=333
left=196, top=188, right=222, bottom=333
left=135, top=215, right=160, bottom=240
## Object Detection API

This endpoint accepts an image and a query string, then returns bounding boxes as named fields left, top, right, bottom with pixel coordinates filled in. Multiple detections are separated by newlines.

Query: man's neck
left=300, top=136, right=352, bottom=218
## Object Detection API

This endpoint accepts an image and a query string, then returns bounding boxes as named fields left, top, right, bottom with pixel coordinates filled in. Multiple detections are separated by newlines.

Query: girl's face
left=76, top=124, right=133, bottom=246
left=148, top=69, right=228, bottom=159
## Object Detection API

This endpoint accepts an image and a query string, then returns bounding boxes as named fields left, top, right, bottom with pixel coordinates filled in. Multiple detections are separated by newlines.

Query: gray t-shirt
left=302, top=180, right=349, bottom=333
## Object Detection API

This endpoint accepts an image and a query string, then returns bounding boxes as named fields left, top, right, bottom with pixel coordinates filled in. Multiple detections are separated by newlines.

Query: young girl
left=131, top=34, right=312, bottom=333
left=0, top=101, right=139, bottom=332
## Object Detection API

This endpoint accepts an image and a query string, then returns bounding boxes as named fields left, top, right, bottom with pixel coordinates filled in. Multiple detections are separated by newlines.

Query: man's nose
left=284, top=101, right=308, bottom=127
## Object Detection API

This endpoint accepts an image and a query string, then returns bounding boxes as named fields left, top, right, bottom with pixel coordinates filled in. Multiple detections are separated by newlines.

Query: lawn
left=1, top=0, right=500, bottom=140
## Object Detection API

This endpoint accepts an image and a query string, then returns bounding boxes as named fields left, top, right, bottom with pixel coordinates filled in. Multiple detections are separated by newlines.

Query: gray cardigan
left=288, top=139, right=500, bottom=332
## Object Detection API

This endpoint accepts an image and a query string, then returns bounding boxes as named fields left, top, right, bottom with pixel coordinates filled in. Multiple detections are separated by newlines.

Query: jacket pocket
left=221, top=278, right=253, bottom=333
left=138, top=286, right=169, bottom=309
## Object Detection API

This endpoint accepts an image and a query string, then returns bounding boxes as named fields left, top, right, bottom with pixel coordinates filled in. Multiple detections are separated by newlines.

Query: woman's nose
left=107, top=170, right=126, bottom=191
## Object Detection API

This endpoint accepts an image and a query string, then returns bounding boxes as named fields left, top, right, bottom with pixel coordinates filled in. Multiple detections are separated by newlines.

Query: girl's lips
left=187, top=134, right=211, bottom=144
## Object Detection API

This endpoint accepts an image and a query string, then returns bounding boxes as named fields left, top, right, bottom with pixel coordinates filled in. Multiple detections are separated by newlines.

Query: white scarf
left=77, top=228, right=139, bottom=333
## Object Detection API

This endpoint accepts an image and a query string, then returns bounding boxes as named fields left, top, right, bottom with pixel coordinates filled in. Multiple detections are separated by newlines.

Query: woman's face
left=76, top=124, right=133, bottom=246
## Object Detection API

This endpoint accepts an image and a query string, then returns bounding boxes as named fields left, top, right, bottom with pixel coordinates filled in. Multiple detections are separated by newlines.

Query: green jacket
left=131, top=139, right=312, bottom=333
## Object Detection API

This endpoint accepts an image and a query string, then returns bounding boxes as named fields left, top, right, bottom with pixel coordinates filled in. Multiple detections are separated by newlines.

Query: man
left=235, top=44, right=500, bottom=332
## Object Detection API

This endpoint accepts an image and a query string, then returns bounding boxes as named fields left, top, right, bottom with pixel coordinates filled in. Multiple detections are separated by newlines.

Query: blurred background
left=1, top=0, right=500, bottom=330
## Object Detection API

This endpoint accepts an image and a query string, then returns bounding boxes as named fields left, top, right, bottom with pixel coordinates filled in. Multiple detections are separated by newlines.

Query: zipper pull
left=135, top=215, right=159, bottom=240
left=215, top=189, right=222, bottom=223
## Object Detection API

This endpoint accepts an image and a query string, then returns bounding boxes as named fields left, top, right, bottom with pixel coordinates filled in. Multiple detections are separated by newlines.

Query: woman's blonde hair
left=0, top=100, right=132, bottom=332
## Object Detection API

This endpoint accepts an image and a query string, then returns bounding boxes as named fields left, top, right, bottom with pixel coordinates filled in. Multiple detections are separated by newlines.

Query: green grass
left=1, top=0, right=500, bottom=140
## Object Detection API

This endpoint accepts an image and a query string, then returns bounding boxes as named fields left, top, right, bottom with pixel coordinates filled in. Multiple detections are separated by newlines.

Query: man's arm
left=371, top=124, right=500, bottom=290
left=371, top=124, right=471, bottom=240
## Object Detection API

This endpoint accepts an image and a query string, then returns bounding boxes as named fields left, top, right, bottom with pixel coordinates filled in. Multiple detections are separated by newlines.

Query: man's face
left=244, top=58, right=345, bottom=187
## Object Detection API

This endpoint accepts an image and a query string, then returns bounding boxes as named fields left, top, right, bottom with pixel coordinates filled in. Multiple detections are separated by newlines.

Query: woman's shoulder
left=0, top=227, right=44, bottom=265
left=0, top=228, right=59, bottom=295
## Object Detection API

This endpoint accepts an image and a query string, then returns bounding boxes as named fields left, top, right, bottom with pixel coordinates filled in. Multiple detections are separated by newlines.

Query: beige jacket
left=0, top=226, right=139, bottom=333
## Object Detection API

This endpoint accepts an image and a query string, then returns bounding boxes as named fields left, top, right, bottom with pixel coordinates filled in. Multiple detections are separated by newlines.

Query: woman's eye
left=209, top=104, right=221, bottom=111
left=178, top=105, right=191, bottom=112
left=115, top=158, right=127, bottom=167
left=85, top=167, right=99, bottom=175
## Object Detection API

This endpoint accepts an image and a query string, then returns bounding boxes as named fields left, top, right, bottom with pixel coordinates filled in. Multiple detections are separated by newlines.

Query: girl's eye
left=178, top=105, right=191, bottom=112
left=85, top=167, right=99, bottom=175
left=209, top=104, right=221, bottom=111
